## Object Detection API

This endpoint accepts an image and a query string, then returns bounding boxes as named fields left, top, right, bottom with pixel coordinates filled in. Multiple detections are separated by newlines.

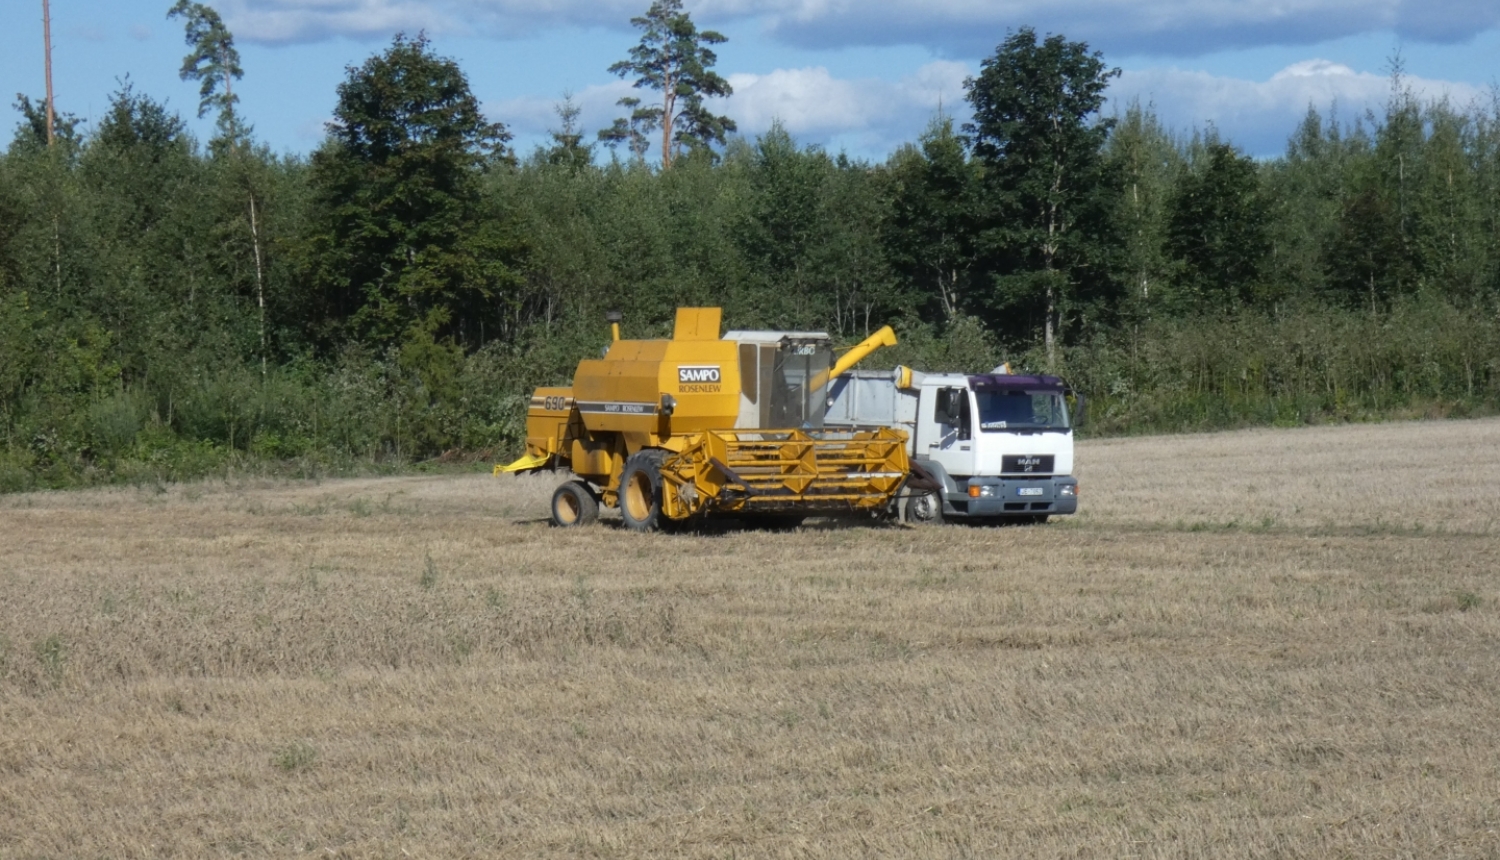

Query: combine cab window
left=739, top=343, right=759, bottom=404
left=976, top=391, right=1071, bottom=432
left=769, top=342, right=832, bottom=428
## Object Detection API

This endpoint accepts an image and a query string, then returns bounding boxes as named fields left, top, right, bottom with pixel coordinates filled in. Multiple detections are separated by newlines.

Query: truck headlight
left=1060, top=484, right=1077, bottom=497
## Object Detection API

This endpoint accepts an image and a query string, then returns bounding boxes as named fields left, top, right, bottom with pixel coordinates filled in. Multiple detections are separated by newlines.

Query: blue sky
left=3, top=0, right=1497, bottom=161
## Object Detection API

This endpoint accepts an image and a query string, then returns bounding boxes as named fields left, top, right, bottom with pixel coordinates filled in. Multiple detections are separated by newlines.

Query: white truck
left=824, top=366, right=1082, bottom=524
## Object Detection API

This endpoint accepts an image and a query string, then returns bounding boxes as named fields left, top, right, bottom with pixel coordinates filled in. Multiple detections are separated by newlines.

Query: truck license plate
left=1018, top=487, right=1044, bottom=496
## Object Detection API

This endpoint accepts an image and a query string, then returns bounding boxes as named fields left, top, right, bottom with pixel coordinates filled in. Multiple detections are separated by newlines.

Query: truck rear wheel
left=551, top=480, right=599, bottom=527
left=619, top=450, right=667, bottom=532
left=906, top=490, right=944, bottom=525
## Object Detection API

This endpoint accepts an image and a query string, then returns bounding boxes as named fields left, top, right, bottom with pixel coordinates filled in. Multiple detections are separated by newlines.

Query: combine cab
left=499, top=308, right=909, bottom=530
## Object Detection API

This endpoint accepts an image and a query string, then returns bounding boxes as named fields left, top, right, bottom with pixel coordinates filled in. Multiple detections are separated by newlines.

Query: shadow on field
left=537, top=514, right=1049, bottom=535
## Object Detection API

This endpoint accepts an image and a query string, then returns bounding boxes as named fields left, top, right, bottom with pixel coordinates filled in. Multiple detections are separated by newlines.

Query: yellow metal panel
left=568, top=438, right=621, bottom=484
left=599, top=339, right=669, bottom=363
left=494, top=452, right=550, bottom=475
left=572, top=336, right=745, bottom=438
left=522, top=386, right=575, bottom=467
left=662, top=339, right=740, bottom=433
left=672, top=307, right=722, bottom=341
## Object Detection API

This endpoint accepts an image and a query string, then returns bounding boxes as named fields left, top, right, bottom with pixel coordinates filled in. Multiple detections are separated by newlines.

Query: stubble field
left=2, top=418, right=1499, bottom=858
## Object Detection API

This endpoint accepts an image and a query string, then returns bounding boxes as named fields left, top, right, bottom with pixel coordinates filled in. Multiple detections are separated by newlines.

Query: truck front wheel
left=905, top=490, right=944, bottom=525
left=619, top=450, right=667, bottom=532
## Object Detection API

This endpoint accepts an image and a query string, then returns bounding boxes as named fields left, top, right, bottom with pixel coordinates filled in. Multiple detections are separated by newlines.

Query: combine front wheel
left=619, top=450, right=667, bottom=532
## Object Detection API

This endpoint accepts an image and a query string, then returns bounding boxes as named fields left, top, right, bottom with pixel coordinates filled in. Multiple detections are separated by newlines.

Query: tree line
left=3, top=0, right=1499, bottom=490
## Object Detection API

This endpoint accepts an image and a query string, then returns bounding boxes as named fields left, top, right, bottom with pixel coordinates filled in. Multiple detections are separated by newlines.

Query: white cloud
left=218, top=0, right=458, bottom=43
left=218, top=0, right=642, bottom=44
left=486, top=80, right=637, bottom=140
left=1111, top=59, right=1485, bottom=154
left=724, top=62, right=967, bottom=135
left=488, top=57, right=1484, bottom=162
left=717, top=57, right=1486, bottom=159
left=490, top=62, right=967, bottom=158
left=747, top=0, right=1500, bottom=55
left=219, top=0, right=1500, bottom=55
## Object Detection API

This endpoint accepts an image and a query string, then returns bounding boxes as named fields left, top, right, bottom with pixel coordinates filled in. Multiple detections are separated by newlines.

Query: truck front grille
left=1001, top=455, right=1054, bottom=475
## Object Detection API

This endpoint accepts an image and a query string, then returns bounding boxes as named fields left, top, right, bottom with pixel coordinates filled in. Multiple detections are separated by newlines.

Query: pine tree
left=601, top=0, right=735, bottom=168
left=167, top=1, right=243, bottom=144
left=1166, top=142, right=1270, bottom=311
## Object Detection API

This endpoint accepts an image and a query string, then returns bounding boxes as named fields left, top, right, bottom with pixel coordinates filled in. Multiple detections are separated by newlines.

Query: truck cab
left=911, top=372, right=1078, bottom=522
left=826, top=368, right=1080, bottom=523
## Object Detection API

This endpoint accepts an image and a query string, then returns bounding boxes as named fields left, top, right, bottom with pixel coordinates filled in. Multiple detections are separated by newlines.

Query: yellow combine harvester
left=497, top=307, right=909, bottom=530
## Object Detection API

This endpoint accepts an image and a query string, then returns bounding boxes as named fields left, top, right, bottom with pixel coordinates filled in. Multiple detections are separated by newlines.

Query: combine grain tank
left=498, top=308, right=909, bottom=531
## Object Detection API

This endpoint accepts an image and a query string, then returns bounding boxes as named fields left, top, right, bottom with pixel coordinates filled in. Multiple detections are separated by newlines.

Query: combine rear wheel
left=551, top=480, right=599, bottom=527
left=619, top=450, right=667, bottom=532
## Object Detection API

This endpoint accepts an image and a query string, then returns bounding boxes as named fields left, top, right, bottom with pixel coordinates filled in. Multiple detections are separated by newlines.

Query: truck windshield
left=975, top=390, right=1070, bottom=431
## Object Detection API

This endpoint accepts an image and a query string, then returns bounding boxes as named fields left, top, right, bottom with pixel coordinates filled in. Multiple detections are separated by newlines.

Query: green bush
left=1052, top=298, right=1500, bottom=435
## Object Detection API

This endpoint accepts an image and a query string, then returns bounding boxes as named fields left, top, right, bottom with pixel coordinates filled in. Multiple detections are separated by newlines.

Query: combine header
left=498, top=308, right=908, bottom=530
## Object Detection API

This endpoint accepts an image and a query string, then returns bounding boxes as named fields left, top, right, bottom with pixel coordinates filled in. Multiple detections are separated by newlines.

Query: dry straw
left=2, top=418, right=1499, bottom=857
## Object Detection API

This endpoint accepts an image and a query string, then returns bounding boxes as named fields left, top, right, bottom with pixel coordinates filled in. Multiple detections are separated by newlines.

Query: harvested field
left=2, top=418, right=1499, bottom=858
